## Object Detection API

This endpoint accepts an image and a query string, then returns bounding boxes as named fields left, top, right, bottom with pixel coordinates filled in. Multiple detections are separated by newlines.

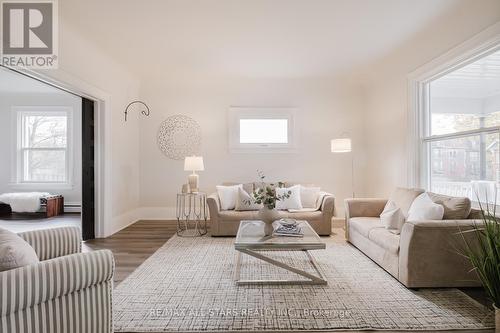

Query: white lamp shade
left=331, top=138, right=352, bottom=153
left=184, top=156, right=204, bottom=171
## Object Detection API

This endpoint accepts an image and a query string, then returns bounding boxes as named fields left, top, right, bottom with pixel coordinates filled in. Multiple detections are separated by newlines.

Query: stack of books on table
left=273, top=219, right=304, bottom=237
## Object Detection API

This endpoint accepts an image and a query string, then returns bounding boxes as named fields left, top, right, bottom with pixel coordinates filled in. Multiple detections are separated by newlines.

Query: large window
left=421, top=49, right=500, bottom=203
left=229, top=107, right=297, bottom=152
left=15, top=107, right=72, bottom=184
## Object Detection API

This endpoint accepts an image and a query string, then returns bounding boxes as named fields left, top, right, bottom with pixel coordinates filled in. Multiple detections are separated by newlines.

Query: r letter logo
left=1, top=1, right=58, bottom=68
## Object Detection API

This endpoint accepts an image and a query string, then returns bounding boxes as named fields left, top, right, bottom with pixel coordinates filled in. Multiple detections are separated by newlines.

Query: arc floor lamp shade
left=331, top=138, right=352, bottom=153
left=331, top=137, right=354, bottom=197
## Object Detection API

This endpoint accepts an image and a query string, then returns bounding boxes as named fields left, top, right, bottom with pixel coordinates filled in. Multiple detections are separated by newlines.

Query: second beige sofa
left=345, top=188, right=482, bottom=288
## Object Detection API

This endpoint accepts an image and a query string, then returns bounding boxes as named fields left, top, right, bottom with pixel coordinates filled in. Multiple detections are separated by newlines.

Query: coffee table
left=234, top=220, right=327, bottom=285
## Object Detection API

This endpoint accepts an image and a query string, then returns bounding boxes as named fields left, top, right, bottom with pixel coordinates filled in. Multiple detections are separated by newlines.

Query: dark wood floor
left=83, top=220, right=176, bottom=284
left=84, top=220, right=494, bottom=333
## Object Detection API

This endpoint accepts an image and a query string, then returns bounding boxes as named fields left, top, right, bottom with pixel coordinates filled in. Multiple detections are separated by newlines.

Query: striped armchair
left=0, top=227, right=115, bottom=333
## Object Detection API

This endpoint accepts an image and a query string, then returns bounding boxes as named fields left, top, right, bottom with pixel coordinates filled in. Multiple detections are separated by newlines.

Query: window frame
left=228, top=107, right=298, bottom=153
left=11, top=106, right=74, bottom=189
left=407, top=25, right=500, bottom=192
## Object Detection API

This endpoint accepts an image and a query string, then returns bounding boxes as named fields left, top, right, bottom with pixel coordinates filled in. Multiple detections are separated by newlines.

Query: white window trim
left=10, top=106, right=74, bottom=190
left=228, top=107, right=298, bottom=153
left=407, top=22, right=500, bottom=189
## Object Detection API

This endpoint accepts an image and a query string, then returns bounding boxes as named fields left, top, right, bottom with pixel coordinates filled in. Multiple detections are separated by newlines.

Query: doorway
left=0, top=66, right=96, bottom=239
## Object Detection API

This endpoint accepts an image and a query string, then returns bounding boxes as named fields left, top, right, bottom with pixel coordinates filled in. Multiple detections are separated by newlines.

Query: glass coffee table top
left=235, top=220, right=325, bottom=250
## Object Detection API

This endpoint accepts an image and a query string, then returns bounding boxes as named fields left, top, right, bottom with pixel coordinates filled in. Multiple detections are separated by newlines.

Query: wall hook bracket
left=124, top=100, right=150, bottom=121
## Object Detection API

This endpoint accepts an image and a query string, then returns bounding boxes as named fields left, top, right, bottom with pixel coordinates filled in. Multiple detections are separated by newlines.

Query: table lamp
left=184, top=156, right=204, bottom=192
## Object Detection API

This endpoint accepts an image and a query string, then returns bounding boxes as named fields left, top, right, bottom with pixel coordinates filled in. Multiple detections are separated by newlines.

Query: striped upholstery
left=18, top=227, right=82, bottom=261
left=0, top=228, right=114, bottom=333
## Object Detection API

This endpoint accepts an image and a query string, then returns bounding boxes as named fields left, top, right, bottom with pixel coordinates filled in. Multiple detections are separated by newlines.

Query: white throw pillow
left=380, top=201, right=406, bottom=235
left=275, top=185, right=302, bottom=210
left=216, top=184, right=242, bottom=210
left=0, top=228, right=39, bottom=272
left=407, top=193, right=444, bottom=221
left=235, top=187, right=261, bottom=211
left=300, top=186, right=321, bottom=209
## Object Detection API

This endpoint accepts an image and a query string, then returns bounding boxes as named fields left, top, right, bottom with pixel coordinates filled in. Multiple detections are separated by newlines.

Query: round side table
left=176, top=192, right=208, bottom=237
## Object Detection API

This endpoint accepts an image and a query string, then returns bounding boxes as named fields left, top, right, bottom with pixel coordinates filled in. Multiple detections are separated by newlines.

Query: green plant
left=246, top=170, right=291, bottom=209
left=458, top=199, right=500, bottom=308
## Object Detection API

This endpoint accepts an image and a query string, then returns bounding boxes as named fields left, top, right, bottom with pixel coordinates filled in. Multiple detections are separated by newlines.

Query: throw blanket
left=0, top=192, right=50, bottom=213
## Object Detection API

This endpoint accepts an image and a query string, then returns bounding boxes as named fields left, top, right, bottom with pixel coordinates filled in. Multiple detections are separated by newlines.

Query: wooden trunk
left=45, top=196, right=64, bottom=218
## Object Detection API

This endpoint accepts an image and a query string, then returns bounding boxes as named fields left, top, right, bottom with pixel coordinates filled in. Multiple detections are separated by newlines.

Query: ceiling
left=431, top=50, right=500, bottom=99
left=60, top=0, right=464, bottom=80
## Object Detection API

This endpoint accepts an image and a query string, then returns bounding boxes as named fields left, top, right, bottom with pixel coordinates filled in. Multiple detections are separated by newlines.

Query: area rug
left=113, top=234, right=494, bottom=332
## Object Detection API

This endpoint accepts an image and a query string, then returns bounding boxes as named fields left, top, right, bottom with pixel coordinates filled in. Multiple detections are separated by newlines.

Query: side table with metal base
left=176, top=192, right=208, bottom=237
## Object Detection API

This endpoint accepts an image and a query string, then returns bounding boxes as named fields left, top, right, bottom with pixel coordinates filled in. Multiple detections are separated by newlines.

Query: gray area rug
left=114, top=234, right=494, bottom=332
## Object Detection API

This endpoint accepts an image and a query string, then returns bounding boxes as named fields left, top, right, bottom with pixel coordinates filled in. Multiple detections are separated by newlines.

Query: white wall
left=0, top=92, right=82, bottom=205
left=360, top=1, right=500, bottom=198
left=138, top=77, right=366, bottom=217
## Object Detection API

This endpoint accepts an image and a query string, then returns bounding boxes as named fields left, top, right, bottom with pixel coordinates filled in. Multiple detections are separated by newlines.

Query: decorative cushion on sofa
left=388, top=187, right=425, bottom=217
left=427, top=192, right=471, bottom=219
left=300, top=186, right=321, bottom=208
left=235, top=187, right=262, bottom=211
left=275, top=185, right=302, bottom=210
left=216, top=184, right=242, bottom=210
left=380, top=201, right=406, bottom=234
left=222, top=182, right=254, bottom=195
left=0, top=227, right=39, bottom=272
left=407, top=193, right=444, bottom=221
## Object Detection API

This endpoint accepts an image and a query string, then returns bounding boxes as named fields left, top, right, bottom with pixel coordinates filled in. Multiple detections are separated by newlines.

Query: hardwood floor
left=84, top=220, right=494, bottom=333
left=83, top=220, right=176, bottom=284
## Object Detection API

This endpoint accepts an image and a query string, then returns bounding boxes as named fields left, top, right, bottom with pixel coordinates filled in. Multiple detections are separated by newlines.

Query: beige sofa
left=207, top=182, right=335, bottom=236
left=344, top=188, right=482, bottom=288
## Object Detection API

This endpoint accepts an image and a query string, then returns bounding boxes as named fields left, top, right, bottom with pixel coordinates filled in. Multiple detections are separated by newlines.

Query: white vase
left=258, top=206, right=280, bottom=236
left=495, top=304, right=499, bottom=333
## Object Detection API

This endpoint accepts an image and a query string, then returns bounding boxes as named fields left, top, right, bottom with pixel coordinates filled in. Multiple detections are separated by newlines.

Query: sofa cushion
left=388, top=187, right=425, bottom=217
left=216, top=184, right=242, bottom=210
left=218, top=210, right=259, bottom=221
left=349, top=217, right=384, bottom=238
left=222, top=182, right=254, bottom=195
left=276, top=185, right=302, bottom=210
left=368, top=228, right=400, bottom=254
left=235, top=187, right=262, bottom=211
left=427, top=192, right=471, bottom=219
left=280, top=210, right=323, bottom=221
left=380, top=201, right=405, bottom=234
left=0, top=227, right=39, bottom=272
left=407, top=193, right=444, bottom=221
left=300, top=186, right=321, bottom=208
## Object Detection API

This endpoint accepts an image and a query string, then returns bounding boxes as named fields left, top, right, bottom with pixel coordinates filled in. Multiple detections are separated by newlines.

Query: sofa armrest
left=320, top=194, right=335, bottom=215
left=18, top=226, right=82, bottom=261
left=399, top=219, right=482, bottom=288
left=207, top=193, right=220, bottom=214
left=0, top=249, right=114, bottom=316
left=344, top=198, right=387, bottom=219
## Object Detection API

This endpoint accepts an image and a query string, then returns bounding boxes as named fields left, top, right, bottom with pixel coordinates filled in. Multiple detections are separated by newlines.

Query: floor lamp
left=331, top=138, right=354, bottom=198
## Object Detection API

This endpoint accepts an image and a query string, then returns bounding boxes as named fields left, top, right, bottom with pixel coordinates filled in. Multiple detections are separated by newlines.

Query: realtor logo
left=1, top=0, right=58, bottom=68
